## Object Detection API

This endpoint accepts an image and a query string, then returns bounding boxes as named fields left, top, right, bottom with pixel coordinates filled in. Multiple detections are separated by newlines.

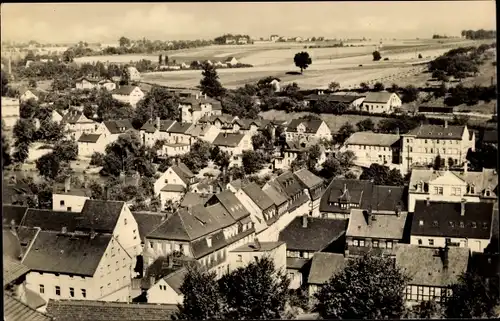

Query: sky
left=1, top=1, right=496, bottom=43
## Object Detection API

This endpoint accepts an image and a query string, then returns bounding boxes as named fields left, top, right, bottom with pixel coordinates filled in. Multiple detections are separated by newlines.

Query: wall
left=287, top=269, right=303, bottom=289
left=228, top=242, right=286, bottom=273
left=235, top=189, right=269, bottom=234
left=114, top=206, right=142, bottom=257
left=160, top=191, right=184, bottom=207
left=147, top=278, right=183, bottom=304
left=154, top=167, right=186, bottom=196
left=52, top=194, right=89, bottom=212
left=144, top=239, right=192, bottom=269
left=78, top=140, right=106, bottom=158
left=410, top=235, right=489, bottom=253
left=342, top=144, right=394, bottom=166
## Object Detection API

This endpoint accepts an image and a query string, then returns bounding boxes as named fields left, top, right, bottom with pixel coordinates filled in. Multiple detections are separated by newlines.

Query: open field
left=259, top=110, right=386, bottom=133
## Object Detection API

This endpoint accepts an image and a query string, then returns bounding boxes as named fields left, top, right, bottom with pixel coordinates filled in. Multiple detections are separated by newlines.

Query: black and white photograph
left=1, top=1, right=498, bottom=320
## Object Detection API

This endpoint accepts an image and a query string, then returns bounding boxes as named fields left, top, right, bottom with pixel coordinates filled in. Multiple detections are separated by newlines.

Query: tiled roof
left=205, top=203, right=236, bottom=229
left=483, top=129, right=498, bottom=144
left=23, top=209, right=79, bottom=232
left=4, top=294, right=53, bottom=321
left=346, top=209, right=408, bottom=240
left=180, top=192, right=208, bottom=208
left=406, top=124, right=465, bottom=140
left=161, top=184, right=186, bottom=193
left=3, top=229, right=24, bottom=261
left=411, top=200, right=493, bottom=239
left=186, top=123, right=212, bottom=138
left=112, top=85, right=140, bottom=96
left=45, top=299, right=178, bottom=321
left=213, top=132, right=245, bottom=147
left=103, top=119, right=134, bottom=134
left=22, top=231, right=112, bottom=276
left=2, top=205, right=28, bottom=226
left=345, top=132, right=400, bottom=147
left=294, top=168, right=324, bottom=189
left=210, top=190, right=250, bottom=221
left=275, top=171, right=304, bottom=199
left=286, top=119, right=324, bottom=133
left=371, top=185, right=407, bottom=212
left=78, top=133, right=102, bottom=143
left=279, top=217, right=347, bottom=251
left=147, top=205, right=221, bottom=241
left=3, top=255, right=30, bottom=286
left=16, top=226, right=40, bottom=256
left=25, top=287, right=47, bottom=310
left=140, top=119, right=176, bottom=133
left=308, top=252, right=346, bottom=285
left=305, top=94, right=365, bottom=104
left=395, top=244, right=469, bottom=287
left=163, top=267, right=188, bottom=295
left=286, top=257, right=310, bottom=270
left=167, top=121, right=194, bottom=134
left=242, top=183, right=275, bottom=211
left=231, top=241, right=285, bottom=252
left=263, top=183, right=288, bottom=207
left=61, top=110, right=88, bottom=125
left=131, top=212, right=166, bottom=240
left=77, top=200, right=125, bottom=233
left=363, top=91, right=395, bottom=103
left=170, top=163, right=195, bottom=185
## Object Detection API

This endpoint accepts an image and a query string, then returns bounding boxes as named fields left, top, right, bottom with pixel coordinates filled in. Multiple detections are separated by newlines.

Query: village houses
left=178, top=93, right=223, bottom=124
left=127, top=66, right=141, bottom=82
left=343, top=131, right=401, bottom=167
left=52, top=178, right=90, bottom=213
left=61, top=109, right=98, bottom=140
left=111, top=85, right=145, bottom=108
left=154, top=162, right=197, bottom=206
left=77, top=133, right=107, bottom=158
left=19, top=88, right=39, bottom=102
left=285, top=118, right=332, bottom=144
left=212, top=132, right=253, bottom=167
left=307, top=252, right=346, bottom=300
left=228, top=240, right=286, bottom=272
left=360, top=91, right=402, bottom=114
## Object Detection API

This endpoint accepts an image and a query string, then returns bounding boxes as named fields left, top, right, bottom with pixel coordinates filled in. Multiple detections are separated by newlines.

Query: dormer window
left=472, top=222, right=477, bottom=228
left=207, top=237, right=212, bottom=247
left=419, top=220, right=424, bottom=226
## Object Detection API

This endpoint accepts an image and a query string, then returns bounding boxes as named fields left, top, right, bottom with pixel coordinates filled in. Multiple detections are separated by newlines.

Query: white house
left=410, top=199, right=494, bottom=253
left=178, top=94, right=223, bottom=124
left=96, top=119, right=135, bottom=145
left=224, top=57, right=239, bottom=66
left=153, top=163, right=196, bottom=207
left=50, top=109, right=63, bottom=123
left=160, top=143, right=191, bottom=157
left=408, top=167, right=498, bottom=212
left=212, top=132, right=253, bottom=167
left=61, top=110, right=99, bottom=141
left=75, top=78, right=100, bottom=90
left=343, top=132, right=401, bottom=167
left=77, top=133, right=107, bottom=158
left=361, top=91, right=401, bottom=114
left=140, top=118, right=176, bottom=148
left=112, top=86, right=145, bottom=108
left=19, top=88, right=39, bottom=102
left=285, top=119, right=332, bottom=144
left=228, top=241, right=286, bottom=272
left=98, top=79, right=117, bottom=91
left=185, top=123, right=221, bottom=144
left=52, top=178, right=90, bottom=213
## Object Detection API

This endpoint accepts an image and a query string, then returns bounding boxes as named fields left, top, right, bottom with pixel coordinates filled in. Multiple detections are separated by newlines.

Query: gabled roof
left=103, top=119, right=134, bottom=134
left=3, top=255, right=30, bottom=286
left=45, top=299, right=177, bottom=321
left=140, top=119, right=176, bottom=133
left=411, top=200, right=493, bottom=239
left=180, top=192, right=209, bottom=208
left=186, top=123, right=213, bottom=138
left=167, top=121, right=194, bottom=134
left=209, top=190, right=250, bottom=221
left=131, top=212, right=166, bottom=240
left=346, top=209, right=408, bottom=240
left=263, top=183, right=288, bottom=207
left=275, top=171, right=304, bottom=198
left=77, top=200, right=125, bottom=233
left=22, top=231, right=112, bottom=276
left=4, top=294, right=53, bottom=321
left=406, top=124, right=465, bottom=140
left=308, top=253, right=346, bottom=285
left=78, top=133, right=102, bottom=143
left=213, top=132, right=246, bottom=147
left=363, top=91, right=395, bottom=103
left=286, top=119, right=324, bottom=133
left=395, top=244, right=469, bottom=287
left=345, top=132, right=400, bottom=147
left=170, top=163, right=195, bottom=185
left=294, top=169, right=324, bottom=189
left=61, top=110, right=89, bottom=125
left=279, top=217, right=347, bottom=251
left=242, top=183, right=275, bottom=211
left=305, top=94, right=365, bottom=104
left=163, top=267, right=188, bottom=295
left=112, top=85, right=140, bottom=96
left=23, top=209, right=80, bottom=232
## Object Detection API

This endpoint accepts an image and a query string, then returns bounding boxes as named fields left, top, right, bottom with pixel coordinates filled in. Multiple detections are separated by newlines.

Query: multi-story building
left=95, top=119, right=135, bottom=145
left=293, top=169, right=325, bottom=216
left=279, top=215, right=347, bottom=289
left=401, top=122, right=475, bottom=173
left=228, top=240, right=286, bottom=272
left=154, top=163, right=196, bottom=206
left=360, top=91, right=402, bottom=114
left=343, top=132, right=401, bottom=166
left=285, top=119, right=332, bottom=144
left=52, top=178, right=90, bottom=213
left=61, top=110, right=98, bottom=141
left=395, top=244, right=469, bottom=305
left=77, top=133, right=107, bottom=158
left=408, top=167, right=498, bottom=212
left=140, top=119, right=176, bottom=147
left=178, top=94, right=222, bottom=124
left=410, top=199, right=494, bottom=253
left=212, top=132, right=253, bottom=167
left=112, top=86, right=145, bottom=108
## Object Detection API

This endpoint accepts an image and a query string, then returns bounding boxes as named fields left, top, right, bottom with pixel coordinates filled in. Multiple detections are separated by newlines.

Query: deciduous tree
left=200, top=63, right=226, bottom=98
left=372, top=50, right=382, bottom=61
left=293, top=51, right=312, bottom=74
left=360, top=163, right=405, bottom=186
left=334, top=122, right=355, bottom=145
left=356, top=118, right=375, bottom=132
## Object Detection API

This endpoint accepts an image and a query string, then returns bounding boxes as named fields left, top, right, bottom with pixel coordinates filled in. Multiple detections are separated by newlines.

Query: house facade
left=285, top=119, right=332, bottom=144
left=343, top=132, right=401, bottom=166
left=61, top=110, right=98, bottom=141
left=112, top=86, right=145, bottom=108
left=361, top=92, right=401, bottom=114
left=75, top=78, right=99, bottom=90
left=178, top=94, right=222, bottom=124
left=153, top=163, right=196, bottom=207
left=293, top=169, right=325, bottom=217
left=78, top=133, right=107, bottom=158
left=127, top=67, right=141, bottom=81
left=228, top=241, right=286, bottom=272
left=212, top=132, right=253, bottom=167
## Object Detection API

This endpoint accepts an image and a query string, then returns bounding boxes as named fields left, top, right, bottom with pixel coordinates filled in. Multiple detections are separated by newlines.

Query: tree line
left=461, top=29, right=496, bottom=40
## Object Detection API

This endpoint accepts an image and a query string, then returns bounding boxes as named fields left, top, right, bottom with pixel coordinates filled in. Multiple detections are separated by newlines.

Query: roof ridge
left=6, top=293, right=52, bottom=318
left=177, top=210, right=194, bottom=240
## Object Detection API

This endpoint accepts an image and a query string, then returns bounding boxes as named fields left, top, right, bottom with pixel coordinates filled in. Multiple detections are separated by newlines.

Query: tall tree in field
left=158, top=54, right=163, bottom=65
left=175, top=266, right=227, bottom=320
left=219, top=256, right=290, bottom=319
left=372, top=50, right=382, bottom=61
left=314, top=254, right=409, bottom=319
left=293, top=51, right=312, bottom=74
left=200, top=63, right=226, bottom=98
left=445, top=272, right=500, bottom=318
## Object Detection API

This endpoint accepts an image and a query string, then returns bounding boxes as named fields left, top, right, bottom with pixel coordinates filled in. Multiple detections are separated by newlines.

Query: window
left=60, top=200, right=65, bottom=206
left=353, top=239, right=359, bottom=246
left=425, top=140, right=428, bottom=144
left=406, top=286, right=412, bottom=300
left=460, top=221, right=465, bottom=228
left=386, top=241, right=393, bottom=249
left=429, top=287, right=435, bottom=299
left=417, top=286, right=424, bottom=301
left=472, top=222, right=477, bottom=228
left=418, top=239, right=423, bottom=245
left=359, top=240, right=365, bottom=247
left=67, top=207, right=72, bottom=211
left=452, top=187, right=461, bottom=196
left=433, top=221, right=439, bottom=227
left=70, top=287, right=75, bottom=297
left=124, top=218, right=127, bottom=225
left=429, top=239, right=434, bottom=246
left=449, top=221, right=455, bottom=228
left=419, top=220, right=424, bottom=226
left=149, top=242, right=153, bottom=248
left=373, top=240, right=379, bottom=248
left=55, top=286, right=61, bottom=296
left=81, top=289, right=86, bottom=298
left=39, top=284, right=44, bottom=294
left=237, top=255, right=242, bottom=262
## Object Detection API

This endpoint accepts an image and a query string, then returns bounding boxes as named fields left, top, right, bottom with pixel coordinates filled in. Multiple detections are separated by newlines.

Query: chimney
left=302, top=214, right=308, bottom=228
left=64, top=176, right=71, bottom=193
left=254, top=238, right=261, bottom=251
left=444, top=120, right=448, bottom=129
left=195, top=93, right=199, bottom=100
left=395, top=202, right=402, bottom=217
left=168, top=256, right=173, bottom=268
left=463, top=162, right=468, bottom=174
left=343, top=183, right=347, bottom=194
left=366, top=208, right=373, bottom=225
left=204, top=93, right=207, bottom=99
left=426, top=197, right=430, bottom=206
left=156, top=117, right=160, bottom=129
left=461, top=198, right=466, bottom=216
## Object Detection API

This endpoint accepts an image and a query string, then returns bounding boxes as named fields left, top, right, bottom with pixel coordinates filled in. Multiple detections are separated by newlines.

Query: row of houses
left=304, top=91, right=402, bottom=114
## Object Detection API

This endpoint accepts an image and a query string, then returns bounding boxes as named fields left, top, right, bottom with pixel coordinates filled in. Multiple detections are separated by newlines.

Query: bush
left=90, top=152, right=105, bottom=166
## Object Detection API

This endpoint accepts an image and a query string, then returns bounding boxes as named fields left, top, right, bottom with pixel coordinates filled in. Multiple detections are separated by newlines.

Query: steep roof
left=345, top=132, right=400, bottom=147
left=406, top=124, right=465, bottom=140
left=167, top=121, right=194, bottom=134
left=294, top=168, right=324, bottom=189
left=411, top=201, right=493, bottom=239
left=395, top=244, right=469, bottom=287
left=103, top=119, right=134, bottom=134
left=346, top=209, right=408, bottom=240
left=263, top=183, right=288, bottom=207
left=131, top=212, right=166, bottom=240
left=308, top=253, right=346, bottom=285
left=363, top=91, right=395, bottom=103
left=210, top=190, right=250, bottom=221
left=242, top=183, right=275, bottom=211
left=140, top=119, right=176, bottom=133
left=112, top=85, right=140, bottom=96
left=163, top=267, right=188, bottom=295
left=22, top=231, right=112, bottom=276
left=45, top=299, right=177, bottom=321
left=320, top=179, right=373, bottom=213
left=286, top=119, right=324, bottom=133
left=4, top=294, right=53, bottom=321
left=213, top=132, right=245, bottom=147
left=279, top=217, right=347, bottom=251
left=78, top=133, right=101, bottom=143
left=23, top=209, right=80, bottom=232
left=77, top=200, right=125, bottom=233
left=483, top=129, right=498, bottom=144
left=180, top=192, right=208, bottom=208
left=3, top=255, right=30, bottom=286
left=170, top=163, right=195, bottom=185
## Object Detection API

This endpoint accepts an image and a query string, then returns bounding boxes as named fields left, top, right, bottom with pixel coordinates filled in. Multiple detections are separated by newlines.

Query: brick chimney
left=366, top=208, right=373, bottom=225
left=442, top=244, right=449, bottom=269
left=302, top=214, right=308, bottom=228
left=396, top=127, right=400, bottom=136
left=461, top=198, right=466, bottom=216
left=463, top=162, right=468, bottom=174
